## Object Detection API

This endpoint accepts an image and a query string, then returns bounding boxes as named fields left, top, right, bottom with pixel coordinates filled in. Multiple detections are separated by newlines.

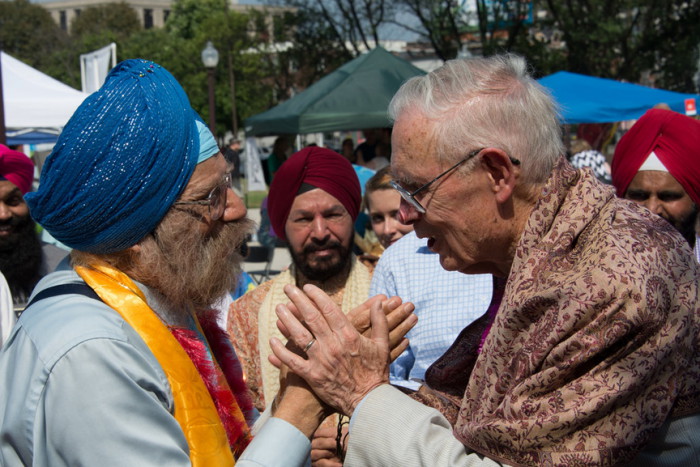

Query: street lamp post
left=201, top=41, right=219, bottom=135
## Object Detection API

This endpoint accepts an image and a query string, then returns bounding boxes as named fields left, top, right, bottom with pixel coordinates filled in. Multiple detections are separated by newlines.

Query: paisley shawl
left=426, top=158, right=700, bottom=466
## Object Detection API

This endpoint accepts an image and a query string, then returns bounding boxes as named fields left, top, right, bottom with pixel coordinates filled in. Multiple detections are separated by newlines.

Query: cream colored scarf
left=258, top=256, right=371, bottom=406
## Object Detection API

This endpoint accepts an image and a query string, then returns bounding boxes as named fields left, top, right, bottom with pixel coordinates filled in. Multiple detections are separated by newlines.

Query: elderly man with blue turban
left=0, top=59, right=343, bottom=466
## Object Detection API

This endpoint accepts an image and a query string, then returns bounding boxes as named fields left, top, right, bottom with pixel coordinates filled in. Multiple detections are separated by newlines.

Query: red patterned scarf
left=170, top=311, right=253, bottom=457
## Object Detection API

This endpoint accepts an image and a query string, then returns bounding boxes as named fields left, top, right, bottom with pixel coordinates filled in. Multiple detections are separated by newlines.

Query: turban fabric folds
left=612, top=109, right=700, bottom=205
left=0, top=145, right=34, bottom=194
left=26, top=59, right=211, bottom=254
left=268, top=147, right=361, bottom=241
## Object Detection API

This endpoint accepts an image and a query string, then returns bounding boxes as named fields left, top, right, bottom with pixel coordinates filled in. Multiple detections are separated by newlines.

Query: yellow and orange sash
left=76, top=260, right=247, bottom=466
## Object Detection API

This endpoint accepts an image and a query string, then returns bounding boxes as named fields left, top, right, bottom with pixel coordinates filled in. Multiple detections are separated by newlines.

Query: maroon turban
left=268, top=146, right=361, bottom=241
left=0, top=145, right=34, bottom=194
left=612, top=109, right=700, bottom=205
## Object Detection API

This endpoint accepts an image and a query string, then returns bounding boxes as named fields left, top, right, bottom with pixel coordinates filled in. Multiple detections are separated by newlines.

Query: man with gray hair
left=269, top=54, right=700, bottom=465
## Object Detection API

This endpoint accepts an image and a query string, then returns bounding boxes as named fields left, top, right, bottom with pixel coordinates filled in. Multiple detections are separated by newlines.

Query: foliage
left=541, top=0, right=700, bottom=92
left=0, top=0, right=71, bottom=75
left=394, top=0, right=465, bottom=61
left=268, top=7, right=351, bottom=93
left=269, top=0, right=394, bottom=56
left=314, top=0, right=393, bottom=55
left=166, top=0, right=228, bottom=39
left=474, top=0, right=532, bottom=56
left=5, top=0, right=699, bottom=140
left=121, top=28, right=188, bottom=69
left=394, top=0, right=700, bottom=91
left=1, top=0, right=284, bottom=139
left=71, top=1, right=142, bottom=40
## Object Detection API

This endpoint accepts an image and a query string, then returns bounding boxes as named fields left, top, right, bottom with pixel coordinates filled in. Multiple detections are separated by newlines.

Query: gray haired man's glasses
left=391, top=148, right=520, bottom=214
left=173, top=173, right=232, bottom=221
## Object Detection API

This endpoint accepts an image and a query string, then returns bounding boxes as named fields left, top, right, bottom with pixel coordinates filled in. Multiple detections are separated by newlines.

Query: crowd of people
left=0, top=53, right=699, bottom=466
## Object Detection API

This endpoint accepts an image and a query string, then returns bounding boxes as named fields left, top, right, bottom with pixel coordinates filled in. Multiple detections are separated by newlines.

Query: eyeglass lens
left=210, top=179, right=229, bottom=220
left=390, top=181, right=425, bottom=214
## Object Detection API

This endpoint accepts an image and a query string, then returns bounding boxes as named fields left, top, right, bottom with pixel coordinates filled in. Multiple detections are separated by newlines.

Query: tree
left=71, top=1, right=142, bottom=40
left=540, top=0, right=700, bottom=91
left=264, top=7, right=352, bottom=93
left=270, top=0, right=397, bottom=56
left=474, top=0, right=533, bottom=56
left=259, top=0, right=408, bottom=111
left=153, top=0, right=282, bottom=138
left=393, top=1, right=537, bottom=61
left=395, top=1, right=700, bottom=91
left=1, top=0, right=335, bottom=138
left=191, top=7, right=271, bottom=137
left=0, top=0, right=71, bottom=76
left=166, top=0, right=228, bottom=40
left=315, top=0, right=392, bottom=55
left=394, top=0, right=466, bottom=61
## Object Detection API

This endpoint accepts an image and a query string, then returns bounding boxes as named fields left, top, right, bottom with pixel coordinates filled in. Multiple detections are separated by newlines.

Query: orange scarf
left=76, top=260, right=250, bottom=466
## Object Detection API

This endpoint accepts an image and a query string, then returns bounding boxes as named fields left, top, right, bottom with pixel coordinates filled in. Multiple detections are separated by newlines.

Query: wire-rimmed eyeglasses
left=173, top=173, right=232, bottom=221
left=391, top=148, right=520, bottom=214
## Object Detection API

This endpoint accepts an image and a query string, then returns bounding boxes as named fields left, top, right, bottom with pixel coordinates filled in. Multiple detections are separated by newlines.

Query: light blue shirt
left=370, top=232, right=492, bottom=390
left=0, top=270, right=310, bottom=466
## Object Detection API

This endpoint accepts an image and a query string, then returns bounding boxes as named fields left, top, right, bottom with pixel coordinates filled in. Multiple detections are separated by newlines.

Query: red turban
left=268, top=146, right=361, bottom=241
left=612, top=109, right=700, bottom=205
left=0, top=145, right=34, bottom=194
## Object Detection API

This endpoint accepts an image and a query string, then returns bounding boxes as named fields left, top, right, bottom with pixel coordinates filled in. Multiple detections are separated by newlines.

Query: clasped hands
left=269, top=283, right=416, bottom=433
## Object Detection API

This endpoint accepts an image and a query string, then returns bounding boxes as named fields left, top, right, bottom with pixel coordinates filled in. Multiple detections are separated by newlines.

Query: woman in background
left=356, top=167, right=414, bottom=259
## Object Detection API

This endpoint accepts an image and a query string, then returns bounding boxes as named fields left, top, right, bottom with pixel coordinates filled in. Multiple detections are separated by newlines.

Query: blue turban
left=26, top=59, right=219, bottom=254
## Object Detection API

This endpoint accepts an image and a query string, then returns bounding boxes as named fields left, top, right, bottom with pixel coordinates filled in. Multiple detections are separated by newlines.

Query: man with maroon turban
left=0, top=145, right=65, bottom=314
left=612, top=109, right=700, bottom=252
left=227, top=146, right=416, bottom=463
left=227, top=146, right=377, bottom=411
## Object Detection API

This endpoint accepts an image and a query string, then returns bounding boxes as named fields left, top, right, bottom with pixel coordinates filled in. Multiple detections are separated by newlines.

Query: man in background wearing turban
left=612, top=109, right=700, bottom=255
left=0, top=145, right=65, bottom=315
left=227, top=146, right=380, bottom=412
left=227, top=147, right=415, bottom=464
left=0, top=59, right=346, bottom=466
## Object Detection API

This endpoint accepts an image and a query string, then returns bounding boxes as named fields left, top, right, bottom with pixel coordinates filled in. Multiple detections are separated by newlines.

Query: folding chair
left=244, top=244, right=279, bottom=284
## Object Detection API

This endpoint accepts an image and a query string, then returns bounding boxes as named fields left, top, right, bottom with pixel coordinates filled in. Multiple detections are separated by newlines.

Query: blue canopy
left=6, top=129, right=62, bottom=145
left=538, top=71, right=699, bottom=124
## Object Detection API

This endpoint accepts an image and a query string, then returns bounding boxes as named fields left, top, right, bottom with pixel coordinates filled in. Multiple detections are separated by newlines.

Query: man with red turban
left=227, top=146, right=374, bottom=411
left=0, top=145, right=65, bottom=316
left=612, top=109, right=700, bottom=252
left=227, top=146, right=417, bottom=462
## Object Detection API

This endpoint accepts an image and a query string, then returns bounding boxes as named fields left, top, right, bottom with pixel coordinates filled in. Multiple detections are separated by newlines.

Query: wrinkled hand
left=269, top=284, right=392, bottom=416
left=276, top=294, right=417, bottom=363
left=347, top=295, right=416, bottom=362
left=271, top=341, right=332, bottom=438
left=310, top=425, right=347, bottom=467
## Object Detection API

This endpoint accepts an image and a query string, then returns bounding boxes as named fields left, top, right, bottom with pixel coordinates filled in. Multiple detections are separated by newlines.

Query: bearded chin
left=290, top=242, right=352, bottom=282
left=675, top=207, right=698, bottom=249
left=137, top=214, right=255, bottom=312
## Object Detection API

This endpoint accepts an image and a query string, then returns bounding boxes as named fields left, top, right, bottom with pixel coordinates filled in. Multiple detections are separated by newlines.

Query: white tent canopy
left=1, top=51, right=89, bottom=144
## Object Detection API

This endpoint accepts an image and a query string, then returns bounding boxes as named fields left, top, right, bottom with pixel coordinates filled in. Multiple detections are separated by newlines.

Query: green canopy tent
left=244, top=47, right=427, bottom=136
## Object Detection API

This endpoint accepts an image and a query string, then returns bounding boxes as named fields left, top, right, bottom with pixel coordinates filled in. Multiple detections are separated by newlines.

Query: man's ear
left=480, top=149, right=519, bottom=204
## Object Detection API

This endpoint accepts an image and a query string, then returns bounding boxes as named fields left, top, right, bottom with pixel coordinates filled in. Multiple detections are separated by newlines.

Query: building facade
left=31, top=0, right=281, bottom=33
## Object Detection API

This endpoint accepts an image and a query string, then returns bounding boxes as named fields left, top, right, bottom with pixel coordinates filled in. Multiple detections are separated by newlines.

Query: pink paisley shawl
left=424, top=158, right=700, bottom=466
